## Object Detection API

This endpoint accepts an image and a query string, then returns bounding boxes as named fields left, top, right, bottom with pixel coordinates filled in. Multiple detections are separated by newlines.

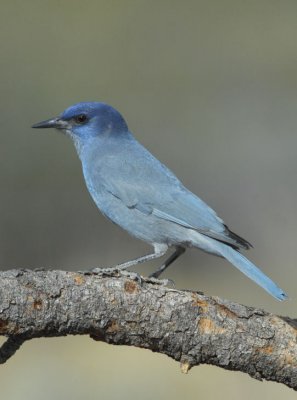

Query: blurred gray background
left=1, top=1, right=297, bottom=399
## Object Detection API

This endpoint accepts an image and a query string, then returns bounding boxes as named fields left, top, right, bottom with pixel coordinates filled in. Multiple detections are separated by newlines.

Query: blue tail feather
left=217, top=243, right=288, bottom=301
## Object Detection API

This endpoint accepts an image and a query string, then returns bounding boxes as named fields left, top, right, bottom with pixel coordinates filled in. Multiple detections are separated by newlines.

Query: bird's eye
left=74, top=114, right=87, bottom=124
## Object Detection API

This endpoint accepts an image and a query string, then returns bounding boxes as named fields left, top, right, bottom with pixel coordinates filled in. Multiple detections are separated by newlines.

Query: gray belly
left=88, top=188, right=192, bottom=246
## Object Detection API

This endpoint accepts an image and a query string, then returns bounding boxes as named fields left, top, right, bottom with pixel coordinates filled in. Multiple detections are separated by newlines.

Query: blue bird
left=32, top=102, right=287, bottom=300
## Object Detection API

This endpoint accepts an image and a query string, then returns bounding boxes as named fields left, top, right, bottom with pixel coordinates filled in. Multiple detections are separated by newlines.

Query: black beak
left=32, top=117, right=67, bottom=129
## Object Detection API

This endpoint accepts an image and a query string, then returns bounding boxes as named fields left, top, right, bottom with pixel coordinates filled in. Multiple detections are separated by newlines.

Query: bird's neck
left=71, top=134, right=86, bottom=158
left=72, top=131, right=134, bottom=160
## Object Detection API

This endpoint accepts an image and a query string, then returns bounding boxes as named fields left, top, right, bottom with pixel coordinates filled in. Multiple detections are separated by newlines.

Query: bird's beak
left=32, top=117, right=68, bottom=130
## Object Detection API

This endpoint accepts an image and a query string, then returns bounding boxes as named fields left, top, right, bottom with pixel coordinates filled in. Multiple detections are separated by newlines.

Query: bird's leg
left=92, top=244, right=168, bottom=274
left=149, top=246, right=186, bottom=279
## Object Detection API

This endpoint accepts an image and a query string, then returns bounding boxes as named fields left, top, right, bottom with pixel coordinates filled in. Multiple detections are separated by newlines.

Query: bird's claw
left=145, top=276, right=175, bottom=287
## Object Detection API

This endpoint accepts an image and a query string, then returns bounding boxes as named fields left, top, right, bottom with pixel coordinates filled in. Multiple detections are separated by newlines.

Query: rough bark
left=0, top=269, right=296, bottom=390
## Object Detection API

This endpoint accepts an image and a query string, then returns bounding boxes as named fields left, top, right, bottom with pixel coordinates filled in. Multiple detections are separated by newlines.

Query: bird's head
left=32, top=102, right=129, bottom=141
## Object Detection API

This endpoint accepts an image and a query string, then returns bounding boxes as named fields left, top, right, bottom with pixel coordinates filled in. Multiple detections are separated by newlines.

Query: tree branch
left=0, top=269, right=296, bottom=389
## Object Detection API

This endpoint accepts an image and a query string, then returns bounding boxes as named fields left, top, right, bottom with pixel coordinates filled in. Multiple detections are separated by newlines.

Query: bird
left=32, top=101, right=287, bottom=301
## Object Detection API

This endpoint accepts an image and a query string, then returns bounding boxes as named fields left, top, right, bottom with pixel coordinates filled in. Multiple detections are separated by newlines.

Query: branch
left=0, top=269, right=296, bottom=389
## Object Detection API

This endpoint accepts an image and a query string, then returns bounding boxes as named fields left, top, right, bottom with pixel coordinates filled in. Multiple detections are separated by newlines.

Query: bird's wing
left=97, top=148, right=250, bottom=250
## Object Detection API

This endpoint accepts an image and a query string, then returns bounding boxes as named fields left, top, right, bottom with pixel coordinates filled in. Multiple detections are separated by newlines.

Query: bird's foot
left=117, top=269, right=144, bottom=284
left=90, top=266, right=117, bottom=274
left=80, top=267, right=174, bottom=287
left=78, top=267, right=119, bottom=276
left=85, top=267, right=143, bottom=284
left=144, top=276, right=175, bottom=287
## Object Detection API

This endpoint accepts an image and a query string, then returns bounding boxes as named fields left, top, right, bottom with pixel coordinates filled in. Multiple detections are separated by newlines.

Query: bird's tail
left=214, top=242, right=288, bottom=301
